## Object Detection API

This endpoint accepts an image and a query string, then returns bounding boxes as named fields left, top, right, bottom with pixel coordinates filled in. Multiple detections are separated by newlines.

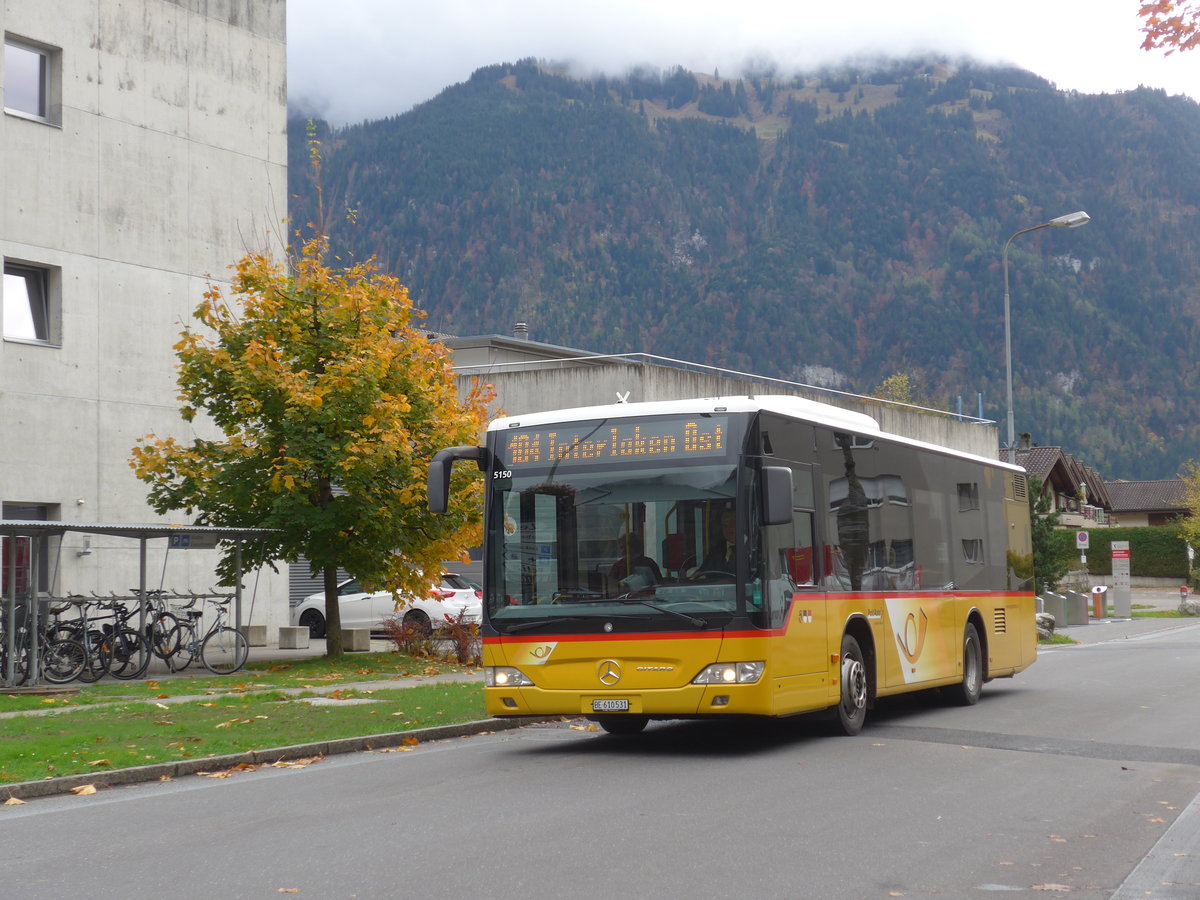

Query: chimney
left=513, top=322, right=529, bottom=340
left=1018, top=433, right=1032, bottom=451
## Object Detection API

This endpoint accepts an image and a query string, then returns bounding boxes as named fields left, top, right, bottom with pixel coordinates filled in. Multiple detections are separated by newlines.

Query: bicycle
left=136, top=589, right=183, bottom=662
left=96, top=601, right=151, bottom=680
left=163, top=597, right=248, bottom=675
left=47, top=597, right=110, bottom=683
left=1, top=599, right=85, bottom=685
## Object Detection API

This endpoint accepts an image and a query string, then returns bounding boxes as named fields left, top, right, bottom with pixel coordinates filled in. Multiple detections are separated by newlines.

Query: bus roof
left=489, top=395, right=1020, bottom=473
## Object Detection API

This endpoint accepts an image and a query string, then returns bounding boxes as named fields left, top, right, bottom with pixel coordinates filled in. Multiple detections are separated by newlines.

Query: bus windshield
left=486, top=431, right=753, bottom=633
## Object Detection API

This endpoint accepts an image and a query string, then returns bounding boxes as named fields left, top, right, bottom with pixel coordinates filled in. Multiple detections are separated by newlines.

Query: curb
left=1, top=716, right=562, bottom=802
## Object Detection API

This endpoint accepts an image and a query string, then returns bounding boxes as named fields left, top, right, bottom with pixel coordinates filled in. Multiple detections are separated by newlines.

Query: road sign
left=1075, top=531, right=1089, bottom=550
left=168, top=533, right=220, bottom=550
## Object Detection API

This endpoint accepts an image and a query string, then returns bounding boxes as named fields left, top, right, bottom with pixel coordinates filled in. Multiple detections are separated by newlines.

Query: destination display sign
left=500, top=416, right=730, bottom=469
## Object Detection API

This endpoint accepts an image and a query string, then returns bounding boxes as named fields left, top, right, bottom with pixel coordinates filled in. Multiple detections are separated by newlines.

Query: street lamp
left=1002, top=210, right=1091, bottom=463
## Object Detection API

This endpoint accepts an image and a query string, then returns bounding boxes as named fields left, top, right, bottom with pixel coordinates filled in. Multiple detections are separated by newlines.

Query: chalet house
left=1104, top=480, right=1189, bottom=527
left=1012, top=439, right=1112, bottom=528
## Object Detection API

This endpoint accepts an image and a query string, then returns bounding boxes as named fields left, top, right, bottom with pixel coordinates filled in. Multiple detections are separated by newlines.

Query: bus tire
left=835, top=634, right=868, bottom=735
left=595, top=716, right=648, bottom=736
left=947, top=623, right=983, bottom=706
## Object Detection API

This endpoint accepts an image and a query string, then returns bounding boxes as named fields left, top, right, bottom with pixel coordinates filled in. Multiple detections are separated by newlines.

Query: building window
left=3, top=262, right=57, bottom=344
left=1, top=504, right=56, bottom=599
left=4, top=36, right=58, bottom=123
left=957, top=482, right=980, bottom=512
left=961, top=538, right=984, bottom=565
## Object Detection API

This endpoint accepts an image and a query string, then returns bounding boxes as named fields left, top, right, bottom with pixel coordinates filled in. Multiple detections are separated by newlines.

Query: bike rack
left=0, top=522, right=276, bottom=689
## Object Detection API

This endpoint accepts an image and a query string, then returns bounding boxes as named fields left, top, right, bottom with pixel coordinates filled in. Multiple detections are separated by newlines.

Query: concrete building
left=447, top=331, right=1001, bottom=460
left=2, top=2, right=288, bottom=625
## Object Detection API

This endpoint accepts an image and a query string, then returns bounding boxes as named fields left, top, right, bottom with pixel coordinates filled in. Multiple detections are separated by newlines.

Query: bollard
left=1182, top=585, right=1190, bottom=603
left=1091, top=585, right=1108, bottom=618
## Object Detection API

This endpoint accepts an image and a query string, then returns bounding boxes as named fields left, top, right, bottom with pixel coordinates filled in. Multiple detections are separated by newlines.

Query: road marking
left=872, top=724, right=1200, bottom=767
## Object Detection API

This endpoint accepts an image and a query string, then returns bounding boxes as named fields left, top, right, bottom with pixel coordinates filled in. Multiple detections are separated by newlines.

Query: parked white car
left=291, top=574, right=481, bottom=638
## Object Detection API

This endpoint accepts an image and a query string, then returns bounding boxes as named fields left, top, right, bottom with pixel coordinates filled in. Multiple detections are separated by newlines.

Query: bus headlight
left=692, top=662, right=765, bottom=685
left=485, top=666, right=535, bottom=687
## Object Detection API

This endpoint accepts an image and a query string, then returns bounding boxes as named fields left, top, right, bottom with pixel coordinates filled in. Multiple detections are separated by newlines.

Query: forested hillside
left=288, top=58, right=1200, bottom=480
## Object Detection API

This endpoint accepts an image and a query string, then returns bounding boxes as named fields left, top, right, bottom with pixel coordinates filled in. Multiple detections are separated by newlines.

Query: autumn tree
left=131, top=235, right=492, bottom=657
left=1139, top=1, right=1200, bottom=53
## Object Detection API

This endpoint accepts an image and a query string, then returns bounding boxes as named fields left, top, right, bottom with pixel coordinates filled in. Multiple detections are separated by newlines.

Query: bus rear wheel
left=595, top=716, right=648, bottom=736
left=835, top=634, right=868, bottom=736
left=946, top=623, right=983, bottom=706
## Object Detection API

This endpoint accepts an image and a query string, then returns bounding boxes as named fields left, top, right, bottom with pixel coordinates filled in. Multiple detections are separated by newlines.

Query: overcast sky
left=287, top=0, right=1200, bottom=126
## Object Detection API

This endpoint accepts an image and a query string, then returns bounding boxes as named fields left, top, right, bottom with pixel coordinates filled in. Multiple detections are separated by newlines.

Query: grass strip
left=0, top=651, right=467, bottom=712
left=0, top=680, right=485, bottom=785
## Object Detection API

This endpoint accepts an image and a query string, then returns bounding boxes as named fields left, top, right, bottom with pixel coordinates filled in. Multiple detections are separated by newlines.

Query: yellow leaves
left=271, top=756, right=322, bottom=769
left=4, top=796, right=26, bottom=805
left=198, top=762, right=258, bottom=778
left=215, top=717, right=255, bottom=728
left=87, top=759, right=112, bottom=767
left=70, top=784, right=98, bottom=796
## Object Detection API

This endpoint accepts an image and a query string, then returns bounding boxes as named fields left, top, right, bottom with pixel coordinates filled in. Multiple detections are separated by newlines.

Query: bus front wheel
left=835, top=634, right=868, bottom=736
left=595, top=716, right=648, bottom=736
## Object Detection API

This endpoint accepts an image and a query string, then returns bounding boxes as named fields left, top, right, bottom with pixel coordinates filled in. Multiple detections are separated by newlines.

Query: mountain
left=287, top=58, right=1200, bottom=481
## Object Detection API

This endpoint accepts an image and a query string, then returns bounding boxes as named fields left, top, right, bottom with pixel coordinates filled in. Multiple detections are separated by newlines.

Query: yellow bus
left=428, top=396, right=1036, bottom=735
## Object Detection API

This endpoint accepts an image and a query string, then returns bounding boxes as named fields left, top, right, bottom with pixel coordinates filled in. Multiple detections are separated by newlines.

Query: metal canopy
left=2, top=521, right=278, bottom=689
left=0, top=521, right=277, bottom=540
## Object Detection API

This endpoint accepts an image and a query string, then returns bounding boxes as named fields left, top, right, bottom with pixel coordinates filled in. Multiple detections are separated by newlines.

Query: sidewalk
left=1055, top=586, right=1200, bottom=645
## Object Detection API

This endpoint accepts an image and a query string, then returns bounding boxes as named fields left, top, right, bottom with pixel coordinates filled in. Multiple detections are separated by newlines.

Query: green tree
left=1029, top=476, right=1069, bottom=592
left=1178, top=461, right=1200, bottom=581
left=130, top=235, right=492, bottom=657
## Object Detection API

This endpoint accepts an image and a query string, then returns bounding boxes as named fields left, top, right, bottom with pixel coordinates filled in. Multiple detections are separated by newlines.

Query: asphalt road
left=3, top=619, right=1199, bottom=899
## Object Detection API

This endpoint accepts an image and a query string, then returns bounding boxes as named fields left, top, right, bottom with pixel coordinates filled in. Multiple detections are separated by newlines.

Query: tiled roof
left=1104, top=480, right=1189, bottom=513
left=1013, top=446, right=1061, bottom=480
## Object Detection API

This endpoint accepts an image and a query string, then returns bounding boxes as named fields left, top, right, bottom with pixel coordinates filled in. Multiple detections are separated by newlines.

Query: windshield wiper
left=503, top=616, right=581, bottom=634
left=617, top=597, right=708, bottom=629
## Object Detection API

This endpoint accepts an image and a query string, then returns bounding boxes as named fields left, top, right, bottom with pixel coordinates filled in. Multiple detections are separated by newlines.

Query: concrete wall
left=1, top=1, right=288, bottom=627
left=463, top=361, right=1000, bottom=460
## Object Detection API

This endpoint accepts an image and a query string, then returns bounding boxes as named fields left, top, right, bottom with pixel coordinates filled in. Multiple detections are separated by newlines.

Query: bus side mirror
left=427, top=446, right=487, bottom=514
left=762, top=466, right=793, bottom=527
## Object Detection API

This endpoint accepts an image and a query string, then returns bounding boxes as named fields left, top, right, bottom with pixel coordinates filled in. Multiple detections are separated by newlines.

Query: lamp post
left=1002, top=210, right=1091, bottom=463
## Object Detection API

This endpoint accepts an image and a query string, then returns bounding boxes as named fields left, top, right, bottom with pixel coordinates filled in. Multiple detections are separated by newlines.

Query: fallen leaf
left=4, top=797, right=25, bottom=806
left=145, top=681, right=159, bottom=688
left=156, top=693, right=169, bottom=699
left=158, top=775, right=172, bottom=782
left=278, top=890, right=300, bottom=894
left=154, top=720, right=174, bottom=726
left=270, top=756, right=323, bottom=769
left=70, top=784, right=97, bottom=796
left=1031, top=885, right=1073, bottom=892
left=155, top=702, right=170, bottom=710
left=401, top=736, right=419, bottom=746
left=87, top=759, right=112, bottom=767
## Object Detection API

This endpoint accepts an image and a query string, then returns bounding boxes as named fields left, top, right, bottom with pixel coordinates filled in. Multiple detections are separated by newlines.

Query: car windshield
left=487, top=461, right=743, bottom=631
